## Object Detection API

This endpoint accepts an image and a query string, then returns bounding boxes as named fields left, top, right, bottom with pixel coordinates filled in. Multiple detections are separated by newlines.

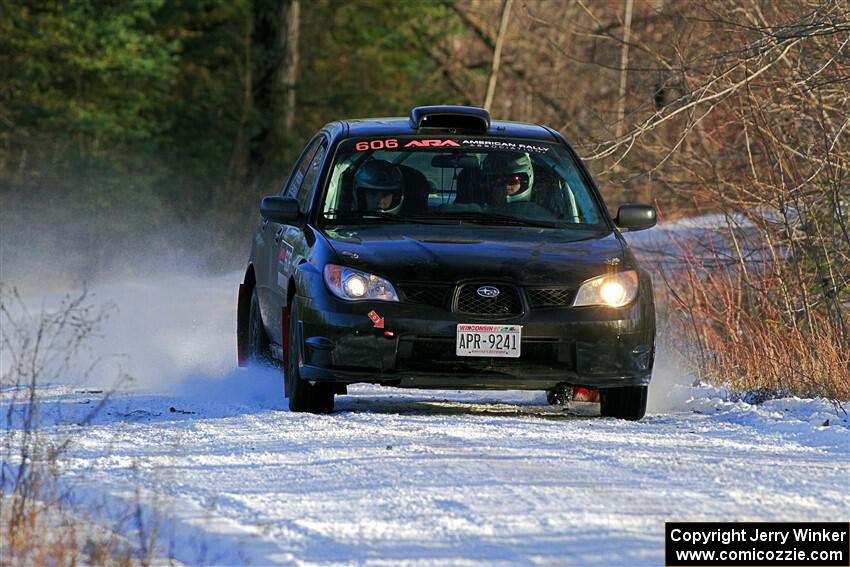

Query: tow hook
left=546, top=383, right=600, bottom=405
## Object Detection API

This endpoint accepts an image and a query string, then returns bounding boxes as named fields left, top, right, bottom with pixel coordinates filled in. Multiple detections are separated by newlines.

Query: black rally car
left=237, top=106, right=657, bottom=419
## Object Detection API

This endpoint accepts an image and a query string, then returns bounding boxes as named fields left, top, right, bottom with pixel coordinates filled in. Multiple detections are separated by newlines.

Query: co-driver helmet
left=481, top=152, right=534, bottom=203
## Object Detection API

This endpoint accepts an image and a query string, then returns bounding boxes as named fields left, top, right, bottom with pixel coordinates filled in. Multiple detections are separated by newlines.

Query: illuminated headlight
left=323, top=264, right=399, bottom=302
left=573, top=271, right=639, bottom=307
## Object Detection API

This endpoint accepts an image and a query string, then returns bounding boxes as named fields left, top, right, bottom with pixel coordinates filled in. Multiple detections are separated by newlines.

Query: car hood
left=321, top=224, right=628, bottom=286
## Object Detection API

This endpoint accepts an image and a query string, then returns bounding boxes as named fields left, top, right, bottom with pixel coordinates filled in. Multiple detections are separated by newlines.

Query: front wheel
left=287, top=297, right=334, bottom=414
left=600, top=386, right=647, bottom=420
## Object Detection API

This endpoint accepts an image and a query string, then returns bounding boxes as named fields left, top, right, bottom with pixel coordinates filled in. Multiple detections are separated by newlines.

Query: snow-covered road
left=2, top=273, right=848, bottom=565
left=16, top=382, right=849, bottom=566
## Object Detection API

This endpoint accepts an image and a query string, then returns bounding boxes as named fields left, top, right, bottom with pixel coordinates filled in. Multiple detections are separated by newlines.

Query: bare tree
left=281, top=0, right=300, bottom=134
left=484, top=0, right=514, bottom=111
left=438, top=0, right=850, bottom=397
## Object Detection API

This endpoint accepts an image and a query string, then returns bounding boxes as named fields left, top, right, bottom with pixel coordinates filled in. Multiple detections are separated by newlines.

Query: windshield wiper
left=437, top=211, right=560, bottom=229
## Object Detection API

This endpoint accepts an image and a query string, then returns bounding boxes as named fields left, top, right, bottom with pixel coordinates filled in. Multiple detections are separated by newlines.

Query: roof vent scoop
left=410, top=105, right=490, bottom=132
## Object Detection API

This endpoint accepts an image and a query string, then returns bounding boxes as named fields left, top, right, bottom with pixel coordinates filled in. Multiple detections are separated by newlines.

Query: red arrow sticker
left=367, top=310, right=385, bottom=329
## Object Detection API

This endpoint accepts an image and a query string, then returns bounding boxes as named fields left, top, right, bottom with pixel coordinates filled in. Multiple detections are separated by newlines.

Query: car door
left=263, top=136, right=329, bottom=345
left=255, top=137, right=324, bottom=340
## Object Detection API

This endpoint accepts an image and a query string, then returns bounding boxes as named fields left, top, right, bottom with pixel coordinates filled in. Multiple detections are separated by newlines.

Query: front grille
left=399, top=284, right=452, bottom=309
left=526, top=288, right=574, bottom=308
left=455, top=284, right=522, bottom=317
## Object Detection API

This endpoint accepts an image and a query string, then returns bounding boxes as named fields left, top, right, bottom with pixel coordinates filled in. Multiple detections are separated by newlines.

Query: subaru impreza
left=237, top=106, right=657, bottom=419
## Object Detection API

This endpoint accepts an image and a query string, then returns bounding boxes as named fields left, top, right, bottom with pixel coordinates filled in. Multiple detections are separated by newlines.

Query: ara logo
left=404, top=139, right=461, bottom=148
left=477, top=286, right=500, bottom=298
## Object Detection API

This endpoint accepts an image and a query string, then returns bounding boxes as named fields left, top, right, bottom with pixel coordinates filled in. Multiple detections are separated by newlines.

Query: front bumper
left=294, top=290, right=655, bottom=391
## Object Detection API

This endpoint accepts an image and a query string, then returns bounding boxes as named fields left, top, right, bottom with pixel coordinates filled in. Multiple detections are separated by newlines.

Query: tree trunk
left=615, top=0, right=633, bottom=140
left=483, top=0, right=513, bottom=113
left=246, top=0, right=285, bottom=186
left=229, top=8, right=254, bottom=187
left=281, top=0, right=299, bottom=134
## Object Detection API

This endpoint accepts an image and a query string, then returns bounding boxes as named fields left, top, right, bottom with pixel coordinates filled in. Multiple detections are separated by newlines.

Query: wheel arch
left=282, top=276, right=297, bottom=395
left=236, top=265, right=257, bottom=367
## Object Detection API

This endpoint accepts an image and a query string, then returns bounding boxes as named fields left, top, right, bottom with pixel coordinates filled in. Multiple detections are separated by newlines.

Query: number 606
left=355, top=139, right=398, bottom=151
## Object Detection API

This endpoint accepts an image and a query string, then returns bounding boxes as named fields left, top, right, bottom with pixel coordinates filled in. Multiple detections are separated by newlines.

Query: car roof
left=314, top=105, right=561, bottom=142
left=325, top=117, right=559, bottom=142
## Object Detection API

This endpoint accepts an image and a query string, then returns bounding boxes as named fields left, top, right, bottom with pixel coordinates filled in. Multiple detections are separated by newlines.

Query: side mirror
left=260, top=196, right=300, bottom=224
left=615, top=204, right=656, bottom=232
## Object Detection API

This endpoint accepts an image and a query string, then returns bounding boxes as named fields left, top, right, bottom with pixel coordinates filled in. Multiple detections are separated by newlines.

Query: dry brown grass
left=655, top=222, right=850, bottom=401
left=0, top=288, right=160, bottom=565
left=1, top=494, right=140, bottom=566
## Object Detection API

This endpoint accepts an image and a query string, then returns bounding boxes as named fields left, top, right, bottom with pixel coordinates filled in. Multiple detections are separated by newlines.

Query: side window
left=562, top=165, right=601, bottom=224
left=281, top=137, right=323, bottom=199
left=296, top=142, right=327, bottom=213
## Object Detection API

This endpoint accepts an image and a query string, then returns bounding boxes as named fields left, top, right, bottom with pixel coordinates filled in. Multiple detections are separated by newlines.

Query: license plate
left=456, top=324, right=521, bottom=357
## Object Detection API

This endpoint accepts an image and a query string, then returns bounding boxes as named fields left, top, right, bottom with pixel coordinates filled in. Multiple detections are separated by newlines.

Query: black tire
left=287, top=297, right=334, bottom=414
left=600, top=386, right=647, bottom=420
left=247, top=287, right=273, bottom=365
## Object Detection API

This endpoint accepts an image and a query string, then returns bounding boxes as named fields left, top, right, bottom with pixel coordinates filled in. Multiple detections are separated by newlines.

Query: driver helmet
left=481, top=152, right=534, bottom=203
left=353, top=159, right=404, bottom=213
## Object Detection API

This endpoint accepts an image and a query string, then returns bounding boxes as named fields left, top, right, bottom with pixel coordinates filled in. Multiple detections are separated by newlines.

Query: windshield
left=320, top=136, right=608, bottom=230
